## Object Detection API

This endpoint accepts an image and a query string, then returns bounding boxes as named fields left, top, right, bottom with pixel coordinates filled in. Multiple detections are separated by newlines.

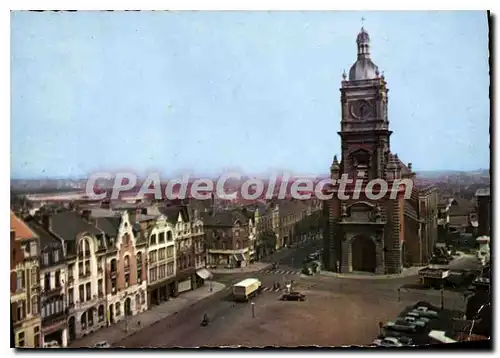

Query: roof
left=10, top=211, right=38, bottom=240
left=448, top=215, right=471, bottom=228
left=158, top=205, right=190, bottom=224
left=50, top=211, right=102, bottom=241
left=475, top=188, right=490, bottom=197
left=95, top=217, right=121, bottom=237
left=25, top=219, right=60, bottom=246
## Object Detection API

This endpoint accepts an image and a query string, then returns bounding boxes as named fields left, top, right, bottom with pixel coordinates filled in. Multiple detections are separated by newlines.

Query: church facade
left=322, top=27, right=439, bottom=275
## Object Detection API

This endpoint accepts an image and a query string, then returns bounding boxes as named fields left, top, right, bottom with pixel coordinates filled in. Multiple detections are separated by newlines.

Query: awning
left=196, top=268, right=213, bottom=280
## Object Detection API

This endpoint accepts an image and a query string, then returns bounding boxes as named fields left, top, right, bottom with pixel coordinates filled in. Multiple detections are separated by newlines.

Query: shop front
left=42, top=313, right=68, bottom=348
left=147, top=276, right=176, bottom=307
left=195, top=268, right=213, bottom=288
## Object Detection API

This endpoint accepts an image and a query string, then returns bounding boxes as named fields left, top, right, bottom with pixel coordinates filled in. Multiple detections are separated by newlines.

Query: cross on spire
left=361, top=17, right=365, bottom=27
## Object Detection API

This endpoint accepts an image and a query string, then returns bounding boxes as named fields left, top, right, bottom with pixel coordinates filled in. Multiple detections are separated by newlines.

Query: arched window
left=115, top=302, right=121, bottom=316
left=98, top=305, right=105, bottom=322
left=87, top=309, right=94, bottom=327
left=135, top=294, right=141, bottom=310
left=110, top=259, right=117, bottom=273
left=167, top=231, right=173, bottom=242
left=81, top=312, right=87, bottom=330
left=150, top=234, right=157, bottom=246
left=124, top=255, right=130, bottom=270
left=137, top=252, right=142, bottom=265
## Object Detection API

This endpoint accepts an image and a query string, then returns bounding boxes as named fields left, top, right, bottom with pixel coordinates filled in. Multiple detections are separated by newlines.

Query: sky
left=11, top=11, right=490, bottom=179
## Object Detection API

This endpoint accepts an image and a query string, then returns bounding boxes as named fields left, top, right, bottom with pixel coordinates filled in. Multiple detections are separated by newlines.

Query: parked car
left=372, top=337, right=404, bottom=347
left=406, top=311, right=431, bottom=323
left=384, top=321, right=417, bottom=333
left=401, top=316, right=427, bottom=328
left=94, top=341, right=111, bottom=348
left=280, top=291, right=306, bottom=301
left=414, top=306, right=439, bottom=317
left=43, top=341, right=60, bottom=348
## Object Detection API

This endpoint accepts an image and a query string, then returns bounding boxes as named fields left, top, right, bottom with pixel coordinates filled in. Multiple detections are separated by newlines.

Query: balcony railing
left=41, top=310, right=66, bottom=326
left=43, top=286, right=62, bottom=296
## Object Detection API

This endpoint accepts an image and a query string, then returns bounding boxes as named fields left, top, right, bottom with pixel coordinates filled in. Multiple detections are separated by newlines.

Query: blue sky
left=11, top=11, right=490, bottom=179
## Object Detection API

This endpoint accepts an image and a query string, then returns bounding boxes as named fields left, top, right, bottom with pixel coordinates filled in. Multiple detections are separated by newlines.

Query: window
left=31, top=295, right=39, bottom=315
left=98, top=279, right=103, bottom=296
left=167, top=231, right=173, bottom=241
left=167, top=246, right=174, bottom=258
left=167, top=262, right=174, bottom=276
left=88, top=310, right=94, bottom=327
left=34, top=328, right=40, bottom=348
left=159, top=232, right=165, bottom=243
left=159, top=248, right=166, bottom=260
left=135, top=294, right=141, bottom=311
left=141, top=292, right=145, bottom=304
left=52, top=249, right=59, bottom=263
left=97, top=257, right=102, bottom=271
left=150, top=234, right=157, bottom=246
left=78, top=262, right=84, bottom=276
left=16, top=300, right=26, bottom=321
left=110, top=259, right=117, bottom=273
left=85, top=282, right=91, bottom=301
left=17, top=332, right=25, bottom=347
left=68, top=288, right=74, bottom=305
left=31, top=267, right=38, bottom=288
left=79, top=285, right=84, bottom=302
left=42, top=253, right=49, bottom=265
left=125, top=274, right=130, bottom=288
left=16, top=271, right=25, bottom=291
left=55, top=270, right=61, bottom=288
left=44, top=272, right=51, bottom=291
left=149, top=268, right=156, bottom=283
left=30, top=241, right=37, bottom=256
left=98, top=305, right=105, bottom=322
left=111, top=278, right=117, bottom=293
left=115, top=302, right=121, bottom=316
left=81, top=313, right=87, bottom=330
left=85, top=260, right=90, bottom=275
left=149, top=251, right=157, bottom=264
left=68, top=264, right=74, bottom=280
left=124, top=255, right=130, bottom=271
left=159, top=264, right=166, bottom=279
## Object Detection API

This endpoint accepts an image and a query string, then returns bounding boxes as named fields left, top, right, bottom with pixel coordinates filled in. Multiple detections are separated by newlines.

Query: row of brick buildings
left=10, top=202, right=212, bottom=348
left=10, top=196, right=322, bottom=348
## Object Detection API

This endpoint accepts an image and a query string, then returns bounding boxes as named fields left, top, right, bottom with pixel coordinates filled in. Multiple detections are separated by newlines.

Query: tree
left=257, top=230, right=278, bottom=258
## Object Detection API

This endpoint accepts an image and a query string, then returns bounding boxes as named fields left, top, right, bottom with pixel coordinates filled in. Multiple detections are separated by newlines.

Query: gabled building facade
left=144, top=214, right=177, bottom=306
left=27, top=219, right=68, bottom=347
left=10, top=212, right=42, bottom=348
left=100, top=210, right=148, bottom=326
left=45, top=211, right=108, bottom=342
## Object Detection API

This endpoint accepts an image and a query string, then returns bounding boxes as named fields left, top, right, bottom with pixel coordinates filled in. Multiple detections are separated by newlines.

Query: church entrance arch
left=351, top=235, right=376, bottom=273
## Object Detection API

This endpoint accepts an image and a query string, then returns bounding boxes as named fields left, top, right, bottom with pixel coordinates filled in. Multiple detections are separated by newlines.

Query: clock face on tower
left=349, top=100, right=374, bottom=119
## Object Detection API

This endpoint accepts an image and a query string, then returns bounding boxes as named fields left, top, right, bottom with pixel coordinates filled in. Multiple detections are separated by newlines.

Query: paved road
left=114, top=239, right=465, bottom=347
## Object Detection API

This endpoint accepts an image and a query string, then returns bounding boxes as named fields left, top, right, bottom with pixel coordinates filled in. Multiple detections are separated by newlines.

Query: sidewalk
left=319, top=266, right=422, bottom=280
left=68, top=281, right=226, bottom=348
left=210, top=262, right=272, bottom=274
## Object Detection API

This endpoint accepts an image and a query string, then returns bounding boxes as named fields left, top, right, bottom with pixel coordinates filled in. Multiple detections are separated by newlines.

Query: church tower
left=338, top=27, right=392, bottom=181
left=323, top=26, right=423, bottom=276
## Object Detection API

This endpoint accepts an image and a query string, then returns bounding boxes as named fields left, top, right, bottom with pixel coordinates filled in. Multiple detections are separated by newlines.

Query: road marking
left=258, top=269, right=302, bottom=276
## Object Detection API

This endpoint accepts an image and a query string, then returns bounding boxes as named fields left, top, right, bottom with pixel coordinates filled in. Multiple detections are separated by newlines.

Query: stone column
left=341, top=237, right=351, bottom=273
left=62, top=328, right=68, bottom=348
left=375, top=236, right=385, bottom=274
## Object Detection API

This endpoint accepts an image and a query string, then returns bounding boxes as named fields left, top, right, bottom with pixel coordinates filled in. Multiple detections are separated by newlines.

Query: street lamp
left=251, top=302, right=255, bottom=318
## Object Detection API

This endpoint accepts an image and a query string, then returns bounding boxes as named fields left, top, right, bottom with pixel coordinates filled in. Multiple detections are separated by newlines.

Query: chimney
left=42, top=214, right=52, bottom=231
left=81, top=210, right=92, bottom=222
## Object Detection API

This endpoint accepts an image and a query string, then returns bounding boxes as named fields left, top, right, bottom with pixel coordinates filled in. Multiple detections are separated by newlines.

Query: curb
left=80, top=284, right=227, bottom=347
